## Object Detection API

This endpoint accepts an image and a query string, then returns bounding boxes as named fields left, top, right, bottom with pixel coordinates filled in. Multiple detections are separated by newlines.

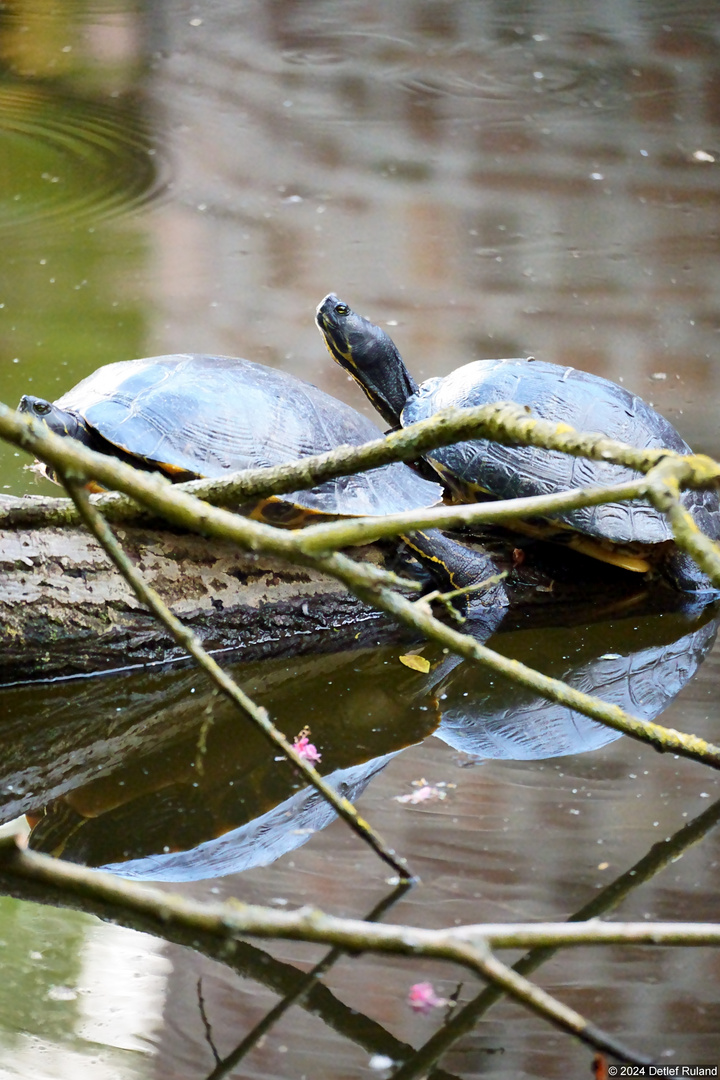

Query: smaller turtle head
left=18, top=396, right=88, bottom=442
left=315, top=293, right=419, bottom=430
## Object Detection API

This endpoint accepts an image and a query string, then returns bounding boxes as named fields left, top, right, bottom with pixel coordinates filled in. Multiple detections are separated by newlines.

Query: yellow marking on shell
left=426, top=457, right=492, bottom=500
left=424, top=450, right=658, bottom=576
left=489, top=514, right=653, bottom=573
left=566, top=535, right=651, bottom=573
left=248, top=496, right=327, bottom=528
left=554, top=422, right=576, bottom=435
left=158, top=461, right=190, bottom=476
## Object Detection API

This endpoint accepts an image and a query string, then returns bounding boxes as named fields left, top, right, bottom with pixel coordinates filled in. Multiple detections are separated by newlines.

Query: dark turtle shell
left=55, top=353, right=441, bottom=516
left=402, top=357, right=719, bottom=545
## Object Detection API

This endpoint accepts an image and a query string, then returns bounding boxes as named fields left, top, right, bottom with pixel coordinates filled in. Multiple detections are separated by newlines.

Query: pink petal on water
left=395, top=785, right=445, bottom=805
left=407, top=981, right=448, bottom=1013
left=293, top=734, right=321, bottom=763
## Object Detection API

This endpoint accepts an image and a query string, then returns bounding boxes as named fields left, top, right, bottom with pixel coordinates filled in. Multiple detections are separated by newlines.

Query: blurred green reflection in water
left=0, top=83, right=164, bottom=232
left=0, top=2, right=167, bottom=495
left=0, top=895, right=86, bottom=1043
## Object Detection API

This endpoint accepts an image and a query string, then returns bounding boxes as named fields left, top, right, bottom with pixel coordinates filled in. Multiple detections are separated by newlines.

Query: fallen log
left=1, top=494, right=697, bottom=684
left=0, top=511, right=395, bottom=683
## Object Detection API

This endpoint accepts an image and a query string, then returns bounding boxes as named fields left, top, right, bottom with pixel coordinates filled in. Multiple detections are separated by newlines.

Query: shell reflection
left=13, top=603, right=718, bottom=881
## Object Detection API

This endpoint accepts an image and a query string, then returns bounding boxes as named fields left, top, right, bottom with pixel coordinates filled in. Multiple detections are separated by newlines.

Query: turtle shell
left=58, top=354, right=441, bottom=516
left=402, top=357, right=719, bottom=544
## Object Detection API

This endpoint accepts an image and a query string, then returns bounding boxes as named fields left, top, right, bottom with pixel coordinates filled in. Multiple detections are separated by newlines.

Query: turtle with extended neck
left=315, top=292, right=720, bottom=595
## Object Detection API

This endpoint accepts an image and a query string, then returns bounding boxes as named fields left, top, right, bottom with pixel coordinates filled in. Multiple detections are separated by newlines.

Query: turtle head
left=316, top=293, right=419, bottom=430
left=18, top=395, right=88, bottom=442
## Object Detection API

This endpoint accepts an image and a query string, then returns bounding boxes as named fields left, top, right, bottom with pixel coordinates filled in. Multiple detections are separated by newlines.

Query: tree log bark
left=0, top=496, right=689, bottom=684
left=0, top=513, right=394, bottom=683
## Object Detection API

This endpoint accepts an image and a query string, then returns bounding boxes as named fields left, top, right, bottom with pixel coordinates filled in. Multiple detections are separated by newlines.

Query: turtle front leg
left=402, top=528, right=508, bottom=618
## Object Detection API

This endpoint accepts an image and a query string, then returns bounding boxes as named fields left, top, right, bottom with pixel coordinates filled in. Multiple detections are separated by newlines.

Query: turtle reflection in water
left=316, top=293, right=720, bottom=595
left=18, top=353, right=505, bottom=605
left=25, top=606, right=718, bottom=881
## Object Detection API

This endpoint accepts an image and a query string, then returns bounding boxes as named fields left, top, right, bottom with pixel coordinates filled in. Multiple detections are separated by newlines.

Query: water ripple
left=394, top=52, right=598, bottom=105
left=0, top=82, right=169, bottom=232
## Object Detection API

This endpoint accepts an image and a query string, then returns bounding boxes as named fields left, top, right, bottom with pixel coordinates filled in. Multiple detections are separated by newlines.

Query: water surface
left=1, top=3, right=720, bottom=1078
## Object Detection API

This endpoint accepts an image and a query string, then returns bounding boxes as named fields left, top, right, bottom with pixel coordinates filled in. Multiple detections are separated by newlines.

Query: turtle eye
left=33, top=401, right=51, bottom=415
left=334, top=303, right=350, bottom=316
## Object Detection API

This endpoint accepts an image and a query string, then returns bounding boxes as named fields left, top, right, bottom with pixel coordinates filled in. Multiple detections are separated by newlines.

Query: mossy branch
left=326, top=557, right=720, bottom=768
left=3, top=402, right=720, bottom=771
left=0, top=403, right=417, bottom=592
left=645, top=457, right=720, bottom=585
left=295, top=477, right=650, bottom=552
left=9, top=837, right=719, bottom=1062
left=3, top=399, right=719, bottom=1069
left=2, top=398, right=719, bottom=531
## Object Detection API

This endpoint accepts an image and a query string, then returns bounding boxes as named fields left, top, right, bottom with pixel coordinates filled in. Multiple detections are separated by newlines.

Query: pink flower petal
left=407, top=981, right=448, bottom=1013
left=293, top=734, right=321, bottom=763
left=395, top=785, right=445, bottom=805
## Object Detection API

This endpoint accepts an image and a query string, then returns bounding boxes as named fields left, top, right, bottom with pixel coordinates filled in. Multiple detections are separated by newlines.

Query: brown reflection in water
left=125, top=2, right=720, bottom=465
left=8, top=642, right=442, bottom=874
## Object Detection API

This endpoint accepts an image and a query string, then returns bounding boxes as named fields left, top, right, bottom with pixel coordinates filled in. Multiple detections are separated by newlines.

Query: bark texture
left=0, top=499, right=688, bottom=683
left=0, top=517, right=389, bottom=682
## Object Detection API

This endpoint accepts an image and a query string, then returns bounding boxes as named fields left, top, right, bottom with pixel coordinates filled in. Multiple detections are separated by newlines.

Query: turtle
left=315, top=293, right=720, bottom=595
left=18, top=353, right=503, bottom=605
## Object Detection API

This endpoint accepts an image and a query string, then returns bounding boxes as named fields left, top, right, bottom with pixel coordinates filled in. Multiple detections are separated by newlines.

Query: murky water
left=1, top=2, right=720, bottom=1078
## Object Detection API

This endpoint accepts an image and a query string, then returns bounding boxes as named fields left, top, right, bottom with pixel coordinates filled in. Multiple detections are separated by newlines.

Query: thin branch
left=6, top=839, right=714, bottom=1061
left=0, top=404, right=419, bottom=592
left=2, top=398, right=719, bottom=531
left=391, top=792, right=720, bottom=1080
left=3, top=401, right=714, bottom=1069
left=469, top=946, right=651, bottom=1065
left=4, top=402, right=720, bottom=772
left=0, top=853, right=460, bottom=1080
left=296, top=451, right=720, bottom=555
left=646, top=460, right=720, bottom=586
left=295, top=477, right=650, bottom=552
left=320, top=553, right=720, bottom=768
left=197, top=977, right=222, bottom=1067
left=62, top=477, right=413, bottom=882
left=205, top=882, right=413, bottom=1080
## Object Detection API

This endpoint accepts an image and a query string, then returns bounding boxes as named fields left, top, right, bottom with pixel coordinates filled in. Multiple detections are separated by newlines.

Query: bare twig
left=204, top=882, right=413, bottom=1080
left=646, top=460, right=720, bottom=585
left=197, top=977, right=222, bottom=1067
left=2, top=398, right=719, bottom=530
left=390, top=792, right=720, bottom=1079
left=62, top=477, right=413, bottom=881
left=5, top=838, right=713, bottom=1061
left=3, top=397, right=719, bottom=1071
left=322, top=556, right=720, bottom=768
left=294, top=478, right=650, bottom=553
